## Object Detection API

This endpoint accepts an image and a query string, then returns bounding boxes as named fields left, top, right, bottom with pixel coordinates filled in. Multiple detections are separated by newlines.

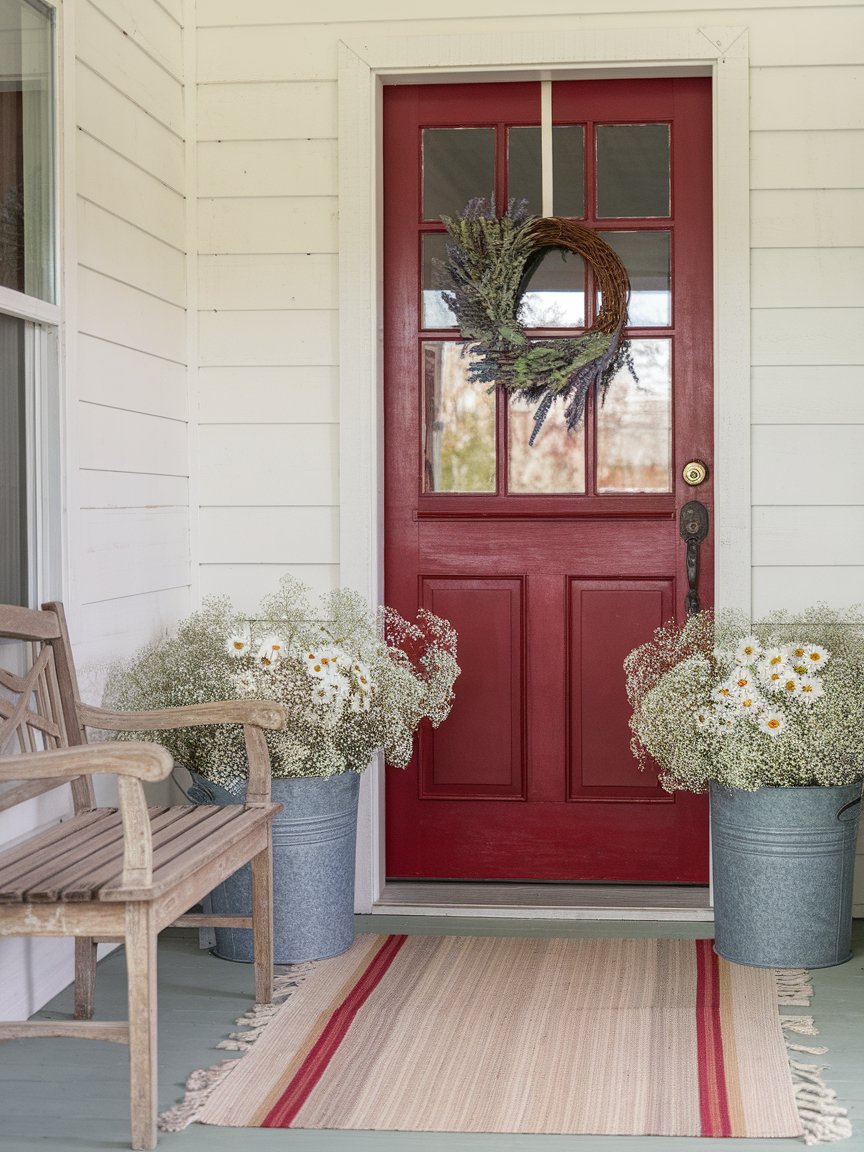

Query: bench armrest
left=78, top=701, right=287, bottom=733
left=78, top=701, right=287, bottom=807
left=0, top=742, right=174, bottom=892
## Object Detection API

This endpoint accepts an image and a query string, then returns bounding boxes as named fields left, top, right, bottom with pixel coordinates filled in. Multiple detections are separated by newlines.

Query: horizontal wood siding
left=72, top=0, right=190, bottom=670
left=192, top=1, right=864, bottom=907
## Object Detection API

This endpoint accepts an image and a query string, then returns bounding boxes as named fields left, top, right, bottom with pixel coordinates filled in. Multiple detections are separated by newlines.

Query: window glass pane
left=599, top=231, right=671, bottom=327
left=421, top=233, right=457, bottom=329
left=508, top=126, right=584, bottom=218
left=0, top=0, right=55, bottom=302
left=0, top=311, right=28, bottom=604
left=597, top=338, right=672, bottom=493
left=422, top=128, right=495, bottom=222
left=521, top=248, right=585, bottom=328
left=422, top=342, right=496, bottom=493
left=596, top=124, right=670, bottom=219
left=508, top=395, right=585, bottom=493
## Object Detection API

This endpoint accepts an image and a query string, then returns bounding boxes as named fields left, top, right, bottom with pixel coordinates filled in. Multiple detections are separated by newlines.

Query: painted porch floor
left=1, top=917, right=862, bottom=1152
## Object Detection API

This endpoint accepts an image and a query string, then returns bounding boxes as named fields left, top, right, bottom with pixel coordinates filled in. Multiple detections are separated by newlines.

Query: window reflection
left=520, top=248, right=585, bottom=329
left=422, top=128, right=495, bottom=222
left=508, top=395, right=585, bottom=494
left=421, top=233, right=457, bottom=329
left=597, top=339, right=672, bottom=493
left=596, top=124, right=670, bottom=219
left=422, top=342, right=496, bottom=493
left=599, top=232, right=671, bottom=327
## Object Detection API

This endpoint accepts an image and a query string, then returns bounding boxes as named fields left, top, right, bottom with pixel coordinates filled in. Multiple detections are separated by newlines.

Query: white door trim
left=338, top=27, right=751, bottom=914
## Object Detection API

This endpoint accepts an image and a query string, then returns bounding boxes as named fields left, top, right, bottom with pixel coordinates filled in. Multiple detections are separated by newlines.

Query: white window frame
left=337, top=27, right=751, bottom=913
left=0, top=0, right=63, bottom=609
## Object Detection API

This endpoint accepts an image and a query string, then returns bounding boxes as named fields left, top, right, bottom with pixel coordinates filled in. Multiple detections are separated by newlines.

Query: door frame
left=337, top=27, right=751, bottom=913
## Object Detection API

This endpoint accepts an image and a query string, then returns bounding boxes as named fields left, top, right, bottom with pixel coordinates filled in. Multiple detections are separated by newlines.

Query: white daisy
left=735, top=691, right=764, bottom=714
left=779, top=673, right=802, bottom=697
left=757, top=711, right=785, bottom=737
left=802, top=644, right=830, bottom=670
left=225, top=629, right=251, bottom=658
left=256, top=634, right=285, bottom=666
left=760, top=646, right=788, bottom=669
left=758, top=662, right=788, bottom=691
left=713, top=682, right=735, bottom=705
left=305, top=650, right=337, bottom=679
left=729, top=666, right=758, bottom=696
left=734, top=635, right=762, bottom=665
left=798, top=675, right=825, bottom=704
left=352, top=660, right=372, bottom=693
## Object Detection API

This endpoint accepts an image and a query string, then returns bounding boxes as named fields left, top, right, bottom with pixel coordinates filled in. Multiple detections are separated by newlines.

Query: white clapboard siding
left=198, top=25, right=335, bottom=84
left=751, top=190, right=864, bottom=249
left=77, top=334, right=188, bottom=421
left=199, top=507, right=339, bottom=564
left=198, top=197, right=338, bottom=254
left=199, top=563, right=340, bottom=611
left=198, top=309, right=338, bottom=367
left=750, top=66, right=864, bottom=132
left=753, top=567, right=864, bottom=618
left=76, top=134, right=186, bottom=250
left=78, top=470, right=189, bottom=510
left=198, top=425, right=339, bottom=505
left=77, top=200, right=186, bottom=308
left=198, top=140, right=337, bottom=198
left=751, top=131, right=864, bottom=191
left=75, top=62, right=184, bottom=192
left=78, top=404, right=189, bottom=476
left=76, top=0, right=184, bottom=134
left=752, top=508, right=864, bottom=568
left=78, top=267, right=186, bottom=364
left=71, top=587, right=193, bottom=670
left=197, top=81, right=337, bottom=141
left=751, top=250, right=864, bottom=309
left=752, top=366, right=864, bottom=425
left=87, top=0, right=184, bottom=80
left=198, top=254, right=337, bottom=311
left=751, top=308, right=864, bottom=367
left=752, top=425, right=864, bottom=505
left=79, top=508, right=190, bottom=604
left=198, top=366, right=339, bottom=423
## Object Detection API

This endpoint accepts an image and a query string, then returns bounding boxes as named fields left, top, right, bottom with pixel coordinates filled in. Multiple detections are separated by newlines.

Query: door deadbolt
left=682, top=460, right=708, bottom=486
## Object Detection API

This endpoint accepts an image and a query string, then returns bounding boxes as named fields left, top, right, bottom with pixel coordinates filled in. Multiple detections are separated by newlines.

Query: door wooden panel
left=419, top=577, right=525, bottom=799
left=384, top=78, right=713, bottom=883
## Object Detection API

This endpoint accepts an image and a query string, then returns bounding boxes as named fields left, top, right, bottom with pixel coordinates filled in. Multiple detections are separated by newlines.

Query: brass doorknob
left=682, top=460, right=708, bottom=486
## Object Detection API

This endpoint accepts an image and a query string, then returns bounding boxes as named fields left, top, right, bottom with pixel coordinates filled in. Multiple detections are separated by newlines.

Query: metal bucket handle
left=837, top=795, right=862, bottom=822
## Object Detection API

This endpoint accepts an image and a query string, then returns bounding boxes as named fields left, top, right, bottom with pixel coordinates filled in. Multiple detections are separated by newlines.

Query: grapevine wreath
left=439, top=198, right=633, bottom=445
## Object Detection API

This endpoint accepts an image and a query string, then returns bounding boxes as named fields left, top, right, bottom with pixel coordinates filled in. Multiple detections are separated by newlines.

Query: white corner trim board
left=338, top=27, right=751, bottom=914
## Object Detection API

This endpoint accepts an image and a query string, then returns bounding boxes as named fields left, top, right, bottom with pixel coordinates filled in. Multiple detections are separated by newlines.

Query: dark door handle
left=679, top=500, right=709, bottom=617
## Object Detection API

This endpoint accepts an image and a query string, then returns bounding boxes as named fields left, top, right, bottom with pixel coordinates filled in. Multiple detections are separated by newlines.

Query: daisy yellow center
left=809, top=652, right=821, bottom=662
left=232, top=641, right=244, bottom=650
left=793, top=647, right=805, bottom=658
left=737, top=678, right=748, bottom=687
left=767, top=718, right=781, bottom=729
left=742, top=697, right=755, bottom=707
left=261, top=657, right=272, bottom=666
left=784, top=680, right=796, bottom=692
left=743, top=646, right=754, bottom=655
left=718, top=688, right=730, bottom=696
left=770, top=655, right=783, bottom=665
left=801, top=683, right=814, bottom=693
left=793, top=664, right=807, bottom=675
left=769, top=672, right=781, bottom=681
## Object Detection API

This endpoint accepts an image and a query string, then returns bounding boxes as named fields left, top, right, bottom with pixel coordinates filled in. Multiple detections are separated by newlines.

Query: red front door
left=384, top=79, right=713, bottom=883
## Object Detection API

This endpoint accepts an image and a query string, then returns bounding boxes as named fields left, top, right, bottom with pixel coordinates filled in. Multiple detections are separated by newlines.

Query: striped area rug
left=161, top=934, right=849, bottom=1140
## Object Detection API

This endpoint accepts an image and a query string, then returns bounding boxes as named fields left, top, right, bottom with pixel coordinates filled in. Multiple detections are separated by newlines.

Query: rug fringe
left=157, top=962, right=314, bottom=1133
left=776, top=971, right=852, bottom=1145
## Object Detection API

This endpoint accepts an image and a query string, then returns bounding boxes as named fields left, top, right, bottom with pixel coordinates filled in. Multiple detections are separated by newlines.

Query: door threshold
left=373, top=882, right=714, bottom=922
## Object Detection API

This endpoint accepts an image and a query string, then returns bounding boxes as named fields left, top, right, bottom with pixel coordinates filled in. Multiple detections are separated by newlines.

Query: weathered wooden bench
left=0, top=602, right=288, bottom=1150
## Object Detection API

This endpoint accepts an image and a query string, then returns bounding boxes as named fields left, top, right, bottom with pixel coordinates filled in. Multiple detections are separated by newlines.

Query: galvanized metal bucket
left=710, top=780, right=863, bottom=969
left=183, top=770, right=360, bottom=964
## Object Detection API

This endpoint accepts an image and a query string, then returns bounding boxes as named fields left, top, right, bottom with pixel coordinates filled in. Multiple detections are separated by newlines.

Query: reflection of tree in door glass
left=597, top=338, right=672, bottom=493
left=422, top=343, right=496, bottom=493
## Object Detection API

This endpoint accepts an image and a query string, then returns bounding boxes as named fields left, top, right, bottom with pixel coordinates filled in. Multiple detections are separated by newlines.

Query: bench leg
left=74, top=937, right=98, bottom=1019
left=125, top=904, right=158, bottom=1151
left=251, top=830, right=274, bottom=1005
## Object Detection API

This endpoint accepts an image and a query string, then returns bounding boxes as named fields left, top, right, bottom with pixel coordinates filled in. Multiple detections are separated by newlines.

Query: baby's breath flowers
left=103, top=578, right=460, bottom=789
left=624, top=605, right=864, bottom=792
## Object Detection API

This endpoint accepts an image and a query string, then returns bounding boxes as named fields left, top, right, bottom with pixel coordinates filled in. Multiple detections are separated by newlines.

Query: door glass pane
left=421, top=233, right=457, bottom=329
left=0, top=0, right=55, bottom=302
left=596, top=124, right=670, bottom=219
left=508, top=125, right=585, bottom=217
left=422, top=342, right=496, bottom=493
left=520, top=248, right=585, bottom=328
left=599, top=231, right=671, bottom=327
left=0, top=312, right=28, bottom=604
left=597, top=338, right=672, bottom=493
left=508, top=396, right=585, bottom=493
left=422, top=128, right=495, bottom=222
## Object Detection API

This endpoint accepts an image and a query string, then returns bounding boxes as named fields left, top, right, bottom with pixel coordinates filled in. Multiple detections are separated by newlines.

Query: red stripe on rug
left=262, top=934, right=408, bottom=1128
left=696, top=938, right=732, bottom=1137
